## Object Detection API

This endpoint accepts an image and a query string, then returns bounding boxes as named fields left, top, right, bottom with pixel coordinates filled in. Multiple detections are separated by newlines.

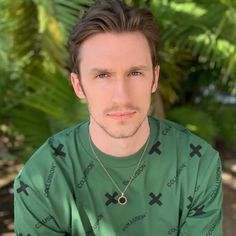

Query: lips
left=107, top=111, right=136, bottom=120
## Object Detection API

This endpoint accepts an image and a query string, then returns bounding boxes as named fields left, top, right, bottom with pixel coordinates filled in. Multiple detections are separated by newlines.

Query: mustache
left=104, top=104, right=140, bottom=113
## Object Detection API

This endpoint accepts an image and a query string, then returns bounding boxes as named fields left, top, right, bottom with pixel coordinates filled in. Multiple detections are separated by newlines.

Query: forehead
left=79, top=32, right=152, bottom=71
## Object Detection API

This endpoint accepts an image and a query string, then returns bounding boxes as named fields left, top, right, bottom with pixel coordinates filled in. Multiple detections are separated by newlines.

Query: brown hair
left=68, top=0, right=159, bottom=75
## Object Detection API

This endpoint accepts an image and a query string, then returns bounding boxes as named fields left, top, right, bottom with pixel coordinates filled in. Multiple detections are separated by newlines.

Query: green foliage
left=212, top=105, right=236, bottom=148
left=151, top=0, right=236, bottom=101
left=167, top=106, right=217, bottom=144
left=0, top=0, right=89, bottom=158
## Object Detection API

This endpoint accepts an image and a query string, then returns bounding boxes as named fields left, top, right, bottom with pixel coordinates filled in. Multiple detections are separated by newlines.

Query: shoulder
left=150, top=116, right=197, bottom=139
left=49, top=121, right=88, bottom=144
left=14, top=121, right=89, bottom=203
left=149, top=116, right=220, bottom=166
left=16, top=121, right=89, bottom=180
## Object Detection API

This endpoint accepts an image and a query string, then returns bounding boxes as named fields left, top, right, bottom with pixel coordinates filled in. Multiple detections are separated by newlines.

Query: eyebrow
left=128, top=65, right=149, bottom=71
left=89, top=65, right=149, bottom=74
left=89, top=68, right=112, bottom=74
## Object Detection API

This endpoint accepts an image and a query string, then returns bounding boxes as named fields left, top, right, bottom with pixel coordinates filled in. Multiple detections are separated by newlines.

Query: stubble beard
left=90, top=111, right=148, bottom=139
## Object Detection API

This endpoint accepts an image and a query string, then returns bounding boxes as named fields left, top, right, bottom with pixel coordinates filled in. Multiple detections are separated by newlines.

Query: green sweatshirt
left=14, top=116, right=223, bottom=235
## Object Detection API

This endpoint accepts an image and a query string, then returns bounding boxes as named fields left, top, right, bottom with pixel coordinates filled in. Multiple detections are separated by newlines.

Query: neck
left=89, top=117, right=150, bottom=157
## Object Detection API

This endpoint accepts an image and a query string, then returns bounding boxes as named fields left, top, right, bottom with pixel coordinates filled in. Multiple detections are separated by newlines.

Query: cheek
left=86, top=93, right=109, bottom=109
left=135, top=84, right=153, bottom=98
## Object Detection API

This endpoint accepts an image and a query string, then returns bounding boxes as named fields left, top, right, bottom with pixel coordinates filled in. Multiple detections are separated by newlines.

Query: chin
left=103, top=123, right=143, bottom=139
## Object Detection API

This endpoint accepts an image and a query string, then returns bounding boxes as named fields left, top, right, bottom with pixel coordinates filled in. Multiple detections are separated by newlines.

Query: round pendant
left=118, top=195, right=127, bottom=205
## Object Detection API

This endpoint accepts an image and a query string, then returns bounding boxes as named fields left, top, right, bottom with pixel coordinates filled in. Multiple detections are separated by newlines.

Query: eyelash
left=129, top=71, right=142, bottom=76
left=95, top=73, right=109, bottom=79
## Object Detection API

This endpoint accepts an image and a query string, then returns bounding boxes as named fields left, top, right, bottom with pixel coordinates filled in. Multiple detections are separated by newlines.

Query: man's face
left=71, top=32, right=159, bottom=139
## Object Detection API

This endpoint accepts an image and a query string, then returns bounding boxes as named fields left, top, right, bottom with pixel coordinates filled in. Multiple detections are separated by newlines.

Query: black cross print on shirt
left=190, top=144, right=202, bottom=158
left=105, top=192, right=118, bottom=206
left=149, top=192, right=162, bottom=206
left=17, top=181, right=29, bottom=196
left=192, top=205, right=206, bottom=217
left=149, top=141, right=161, bottom=155
left=50, top=143, right=66, bottom=158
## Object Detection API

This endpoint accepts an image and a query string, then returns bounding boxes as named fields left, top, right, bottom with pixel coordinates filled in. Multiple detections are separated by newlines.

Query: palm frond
left=152, top=0, right=236, bottom=89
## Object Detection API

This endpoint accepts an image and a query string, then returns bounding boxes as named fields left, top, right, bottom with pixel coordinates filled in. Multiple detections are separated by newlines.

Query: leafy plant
left=0, top=0, right=90, bottom=158
left=212, top=105, right=236, bottom=148
left=167, top=106, right=217, bottom=144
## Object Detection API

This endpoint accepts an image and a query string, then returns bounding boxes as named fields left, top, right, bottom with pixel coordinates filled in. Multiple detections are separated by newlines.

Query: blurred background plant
left=0, top=0, right=235, bottom=162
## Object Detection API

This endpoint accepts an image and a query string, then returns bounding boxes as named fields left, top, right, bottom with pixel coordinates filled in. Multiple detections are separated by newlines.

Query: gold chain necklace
left=88, top=133, right=150, bottom=205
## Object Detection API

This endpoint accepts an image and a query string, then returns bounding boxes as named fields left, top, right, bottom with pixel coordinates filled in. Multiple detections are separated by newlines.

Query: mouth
left=107, top=111, right=136, bottom=120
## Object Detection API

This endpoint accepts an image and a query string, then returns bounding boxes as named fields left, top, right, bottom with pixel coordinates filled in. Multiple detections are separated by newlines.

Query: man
left=14, top=0, right=223, bottom=235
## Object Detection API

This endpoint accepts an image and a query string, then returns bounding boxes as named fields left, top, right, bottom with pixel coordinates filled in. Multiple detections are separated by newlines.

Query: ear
left=70, top=73, right=86, bottom=99
left=151, top=65, right=160, bottom=93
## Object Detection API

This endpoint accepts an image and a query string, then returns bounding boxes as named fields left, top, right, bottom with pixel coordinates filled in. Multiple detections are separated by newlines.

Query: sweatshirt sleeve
left=178, top=150, right=223, bottom=236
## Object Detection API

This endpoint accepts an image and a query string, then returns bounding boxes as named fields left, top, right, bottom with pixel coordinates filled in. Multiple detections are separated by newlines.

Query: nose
left=111, top=79, right=130, bottom=105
